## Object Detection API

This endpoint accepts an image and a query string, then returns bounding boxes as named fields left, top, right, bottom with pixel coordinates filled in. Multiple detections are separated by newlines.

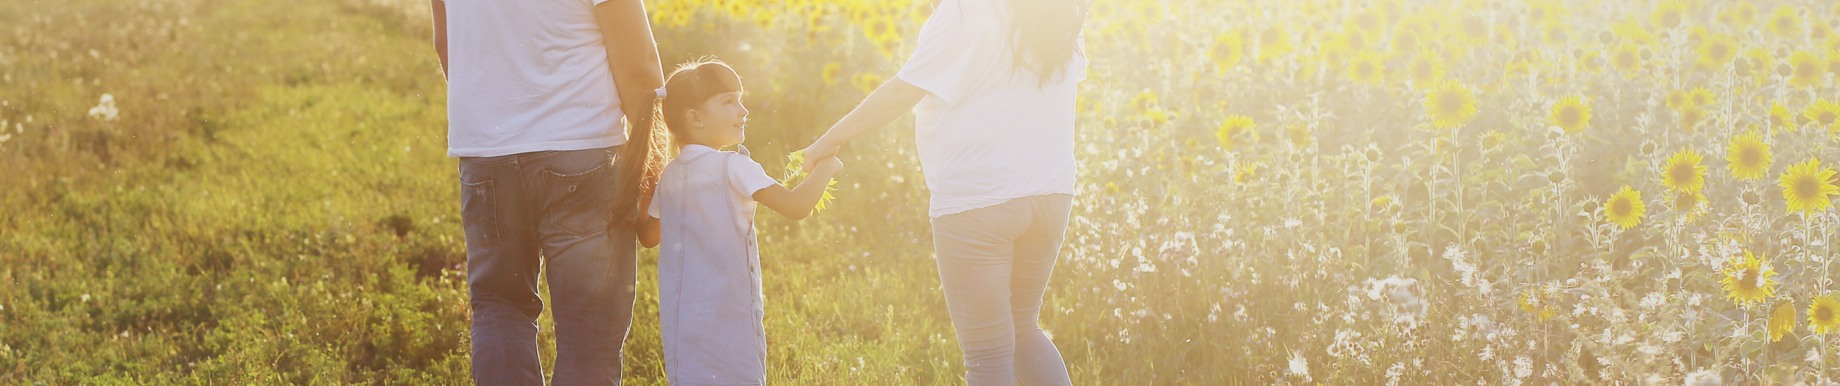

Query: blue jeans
left=459, top=147, right=636, bottom=385
left=930, top=194, right=1075, bottom=386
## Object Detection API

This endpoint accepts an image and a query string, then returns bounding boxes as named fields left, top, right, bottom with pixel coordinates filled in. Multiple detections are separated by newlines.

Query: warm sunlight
left=4, top=0, right=1840, bottom=384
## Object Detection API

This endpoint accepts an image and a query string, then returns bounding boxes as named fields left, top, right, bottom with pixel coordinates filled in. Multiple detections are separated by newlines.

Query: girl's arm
left=754, top=157, right=844, bottom=220
left=799, top=79, right=926, bottom=171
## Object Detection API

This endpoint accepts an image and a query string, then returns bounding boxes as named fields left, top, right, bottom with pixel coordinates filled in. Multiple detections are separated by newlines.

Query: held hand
left=799, top=139, right=841, bottom=173
left=813, top=155, right=844, bottom=176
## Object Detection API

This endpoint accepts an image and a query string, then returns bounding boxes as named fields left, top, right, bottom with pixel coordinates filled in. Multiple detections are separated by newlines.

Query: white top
left=896, top=0, right=1086, bottom=218
left=647, top=144, right=780, bottom=384
left=648, top=145, right=780, bottom=227
left=443, top=0, right=627, bottom=157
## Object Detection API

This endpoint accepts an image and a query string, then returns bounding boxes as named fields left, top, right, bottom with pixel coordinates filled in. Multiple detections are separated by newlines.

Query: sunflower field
left=4, top=0, right=1840, bottom=384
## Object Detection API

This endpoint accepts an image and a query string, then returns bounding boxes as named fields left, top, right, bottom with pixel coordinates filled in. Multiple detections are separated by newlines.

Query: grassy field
left=4, top=0, right=1840, bottom=384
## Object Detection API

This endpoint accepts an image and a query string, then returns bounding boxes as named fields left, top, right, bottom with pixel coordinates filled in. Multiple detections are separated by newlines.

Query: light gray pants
left=931, top=194, right=1075, bottom=386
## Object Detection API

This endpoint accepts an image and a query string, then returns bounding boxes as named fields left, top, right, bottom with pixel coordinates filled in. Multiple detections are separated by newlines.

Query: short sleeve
left=726, top=155, right=780, bottom=200
left=894, top=0, right=996, bottom=106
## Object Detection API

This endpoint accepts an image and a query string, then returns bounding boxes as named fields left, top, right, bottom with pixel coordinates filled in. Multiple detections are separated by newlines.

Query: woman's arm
left=800, top=79, right=926, bottom=171
left=755, top=158, right=844, bottom=220
left=430, top=0, right=448, bottom=77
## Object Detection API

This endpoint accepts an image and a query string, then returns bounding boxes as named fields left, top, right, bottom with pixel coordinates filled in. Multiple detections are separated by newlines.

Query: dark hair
left=659, top=58, right=744, bottom=146
left=1009, top=0, right=1089, bottom=85
left=611, top=58, right=742, bottom=227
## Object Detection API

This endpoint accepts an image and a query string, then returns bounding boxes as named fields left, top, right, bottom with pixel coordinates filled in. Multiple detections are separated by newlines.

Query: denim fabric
left=459, top=146, right=637, bottom=386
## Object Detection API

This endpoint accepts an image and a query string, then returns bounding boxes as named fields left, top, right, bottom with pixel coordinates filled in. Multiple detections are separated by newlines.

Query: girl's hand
left=799, top=138, right=841, bottom=173
left=813, top=156, right=844, bottom=176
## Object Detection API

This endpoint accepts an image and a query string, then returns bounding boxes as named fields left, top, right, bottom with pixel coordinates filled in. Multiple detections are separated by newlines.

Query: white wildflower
left=87, top=94, right=119, bottom=121
left=1683, top=368, right=1719, bottom=386
left=1287, top=351, right=1310, bottom=380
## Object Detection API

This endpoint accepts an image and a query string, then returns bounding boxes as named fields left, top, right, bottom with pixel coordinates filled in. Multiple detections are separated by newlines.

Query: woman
left=800, top=0, right=1088, bottom=384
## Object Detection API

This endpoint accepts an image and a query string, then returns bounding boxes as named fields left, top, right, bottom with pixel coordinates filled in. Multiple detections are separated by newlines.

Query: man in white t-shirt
left=431, top=0, right=662, bottom=384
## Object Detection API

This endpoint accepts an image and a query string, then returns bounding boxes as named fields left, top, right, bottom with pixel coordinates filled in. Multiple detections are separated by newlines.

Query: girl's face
left=689, top=91, right=748, bottom=148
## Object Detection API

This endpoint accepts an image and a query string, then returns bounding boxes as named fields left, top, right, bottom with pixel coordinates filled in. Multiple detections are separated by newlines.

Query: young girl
left=637, top=59, right=843, bottom=385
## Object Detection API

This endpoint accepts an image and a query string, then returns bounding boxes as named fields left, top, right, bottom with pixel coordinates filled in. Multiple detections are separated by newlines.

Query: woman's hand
left=799, top=137, right=842, bottom=173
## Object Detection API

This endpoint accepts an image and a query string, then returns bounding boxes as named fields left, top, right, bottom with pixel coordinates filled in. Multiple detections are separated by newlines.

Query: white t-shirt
left=649, top=145, right=780, bottom=231
left=443, top=0, right=627, bottom=157
left=896, top=0, right=1086, bottom=218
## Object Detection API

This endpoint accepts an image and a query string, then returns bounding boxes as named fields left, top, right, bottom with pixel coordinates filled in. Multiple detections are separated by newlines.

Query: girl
left=798, top=0, right=1088, bottom=384
left=637, top=59, right=843, bottom=385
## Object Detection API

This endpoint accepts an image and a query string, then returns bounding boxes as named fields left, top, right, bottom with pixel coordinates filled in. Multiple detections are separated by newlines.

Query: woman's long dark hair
left=1008, top=0, right=1090, bottom=86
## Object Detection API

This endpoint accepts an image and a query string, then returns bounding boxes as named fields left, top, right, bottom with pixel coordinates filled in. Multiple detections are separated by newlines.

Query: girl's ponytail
left=611, top=89, right=671, bottom=228
left=612, top=58, right=740, bottom=228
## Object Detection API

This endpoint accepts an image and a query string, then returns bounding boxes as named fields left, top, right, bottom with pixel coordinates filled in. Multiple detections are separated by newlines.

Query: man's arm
left=595, top=0, right=664, bottom=125
left=430, top=0, right=448, bottom=77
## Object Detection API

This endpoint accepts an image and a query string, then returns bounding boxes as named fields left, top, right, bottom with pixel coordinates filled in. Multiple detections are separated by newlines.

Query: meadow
left=3, top=0, right=1840, bottom=384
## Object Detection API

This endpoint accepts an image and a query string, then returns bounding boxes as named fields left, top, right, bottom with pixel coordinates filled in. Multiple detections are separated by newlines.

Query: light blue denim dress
left=651, top=145, right=770, bottom=385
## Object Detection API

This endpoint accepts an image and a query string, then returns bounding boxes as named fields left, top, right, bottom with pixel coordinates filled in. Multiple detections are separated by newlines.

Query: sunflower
left=1345, top=50, right=1384, bottom=85
left=1539, top=21, right=1571, bottom=46
left=1653, top=0, right=1688, bottom=30
left=1687, top=87, right=1715, bottom=109
left=1424, top=79, right=1478, bottom=129
left=1672, top=190, right=1706, bottom=221
left=1661, top=149, right=1707, bottom=193
left=1790, top=50, right=1822, bottom=88
left=1769, top=300, right=1797, bottom=342
left=1209, top=32, right=1246, bottom=73
left=1804, top=98, right=1839, bottom=133
left=1216, top=115, right=1256, bottom=150
left=1770, top=100, right=1798, bottom=132
left=1695, top=34, right=1738, bottom=69
left=1287, top=122, right=1312, bottom=149
left=1677, top=107, right=1707, bottom=133
left=1258, top=25, right=1293, bottom=64
left=1811, top=292, right=1840, bottom=334
left=820, top=62, right=842, bottom=86
left=1611, top=43, right=1644, bottom=77
left=1604, top=185, right=1645, bottom=230
left=1550, top=94, right=1591, bottom=134
left=1768, top=6, right=1802, bottom=38
left=1406, top=49, right=1445, bottom=87
left=1725, top=132, right=1772, bottom=181
left=1719, top=251, right=1778, bottom=308
left=1720, top=2, right=1758, bottom=28
left=1780, top=158, right=1840, bottom=214
left=852, top=73, right=883, bottom=95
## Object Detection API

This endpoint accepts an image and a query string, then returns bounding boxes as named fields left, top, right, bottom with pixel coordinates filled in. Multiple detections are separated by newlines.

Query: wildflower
left=87, top=94, right=119, bottom=121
